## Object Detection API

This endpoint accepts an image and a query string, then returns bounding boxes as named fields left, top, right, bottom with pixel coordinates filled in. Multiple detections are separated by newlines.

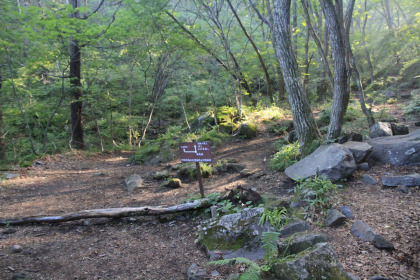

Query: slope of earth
left=0, top=118, right=419, bottom=279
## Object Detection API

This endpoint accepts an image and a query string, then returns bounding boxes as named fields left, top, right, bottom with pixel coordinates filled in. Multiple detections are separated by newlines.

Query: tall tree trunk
left=320, top=0, right=349, bottom=140
left=272, top=0, right=320, bottom=152
left=69, top=0, right=84, bottom=149
left=362, top=0, right=374, bottom=84
left=0, top=70, right=5, bottom=162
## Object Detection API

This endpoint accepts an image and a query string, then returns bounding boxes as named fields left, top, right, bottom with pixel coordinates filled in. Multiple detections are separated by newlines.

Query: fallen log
left=0, top=198, right=216, bottom=226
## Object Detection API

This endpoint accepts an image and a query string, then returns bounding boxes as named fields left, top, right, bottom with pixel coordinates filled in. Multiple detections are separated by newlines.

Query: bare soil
left=1, top=118, right=419, bottom=279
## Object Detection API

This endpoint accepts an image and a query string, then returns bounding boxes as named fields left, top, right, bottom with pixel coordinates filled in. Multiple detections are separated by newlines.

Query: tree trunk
left=69, top=0, right=84, bottom=149
left=271, top=0, right=320, bottom=152
left=0, top=197, right=221, bottom=226
left=227, top=0, right=273, bottom=103
left=319, top=0, right=349, bottom=140
left=0, top=70, right=5, bottom=162
left=362, top=0, right=374, bottom=84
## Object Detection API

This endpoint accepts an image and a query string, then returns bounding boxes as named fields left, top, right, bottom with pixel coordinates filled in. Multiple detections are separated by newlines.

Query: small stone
left=12, top=272, right=33, bottom=280
left=369, top=275, right=389, bottom=280
left=278, top=221, right=310, bottom=238
left=351, top=220, right=376, bottom=242
left=125, top=164, right=131, bottom=167
left=12, top=245, right=22, bottom=253
left=187, top=263, right=207, bottom=280
left=357, top=162, right=370, bottom=171
left=396, top=186, right=409, bottom=193
left=124, top=174, right=143, bottom=191
left=347, top=272, right=361, bottom=280
left=211, top=270, right=219, bottom=277
left=160, top=178, right=182, bottom=189
left=153, top=170, right=170, bottom=180
left=4, top=173, right=19, bottom=180
left=381, top=173, right=420, bottom=187
left=239, top=169, right=253, bottom=177
left=373, top=235, right=394, bottom=250
left=3, top=228, right=17, bottom=235
left=340, top=206, right=355, bottom=218
left=363, top=174, right=378, bottom=185
left=324, top=209, right=347, bottom=227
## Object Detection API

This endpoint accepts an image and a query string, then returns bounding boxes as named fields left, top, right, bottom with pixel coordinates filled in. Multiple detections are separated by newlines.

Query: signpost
left=179, top=140, right=212, bottom=198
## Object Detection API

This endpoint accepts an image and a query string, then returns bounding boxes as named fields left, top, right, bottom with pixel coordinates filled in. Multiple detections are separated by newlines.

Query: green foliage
left=197, top=128, right=228, bottom=146
left=261, top=231, right=281, bottom=267
left=259, top=207, right=290, bottom=230
left=403, top=93, right=420, bottom=115
left=208, top=257, right=261, bottom=280
left=130, top=141, right=160, bottom=164
left=269, top=141, right=300, bottom=171
left=294, top=176, right=338, bottom=214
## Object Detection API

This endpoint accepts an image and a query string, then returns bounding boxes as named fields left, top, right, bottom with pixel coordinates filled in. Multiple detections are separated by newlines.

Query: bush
left=269, top=141, right=300, bottom=171
left=403, top=93, right=420, bottom=115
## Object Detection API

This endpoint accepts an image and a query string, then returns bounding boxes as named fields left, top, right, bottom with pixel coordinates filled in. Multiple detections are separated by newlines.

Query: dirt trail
left=0, top=131, right=419, bottom=279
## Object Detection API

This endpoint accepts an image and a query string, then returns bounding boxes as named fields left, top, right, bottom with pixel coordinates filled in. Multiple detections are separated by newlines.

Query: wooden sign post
left=179, top=140, right=212, bottom=198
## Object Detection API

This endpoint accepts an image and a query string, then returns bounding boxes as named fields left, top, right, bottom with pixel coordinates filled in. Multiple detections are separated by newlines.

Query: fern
left=261, top=232, right=280, bottom=266
left=208, top=257, right=261, bottom=279
left=238, top=270, right=260, bottom=280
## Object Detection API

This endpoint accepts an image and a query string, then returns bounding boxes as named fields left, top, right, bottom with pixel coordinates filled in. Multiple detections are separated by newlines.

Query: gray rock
left=367, top=130, right=420, bottom=166
left=12, top=245, right=22, bottom=253
left=210, top=270, right=219, bottom=277
left=363, top=174, right=378, bottom=185
left=357, top=162, right=370, bottom=171
left=272, top=243, right=352, bottom=280
left=347, top=272, right=361, bottom=280
left=396, top=186, right=409, bottom=193
left=324, top=209, right=347, bottom=227
left=373, top=235, right=394, bottom=250
left=390, top=123, right=409, bottom=136
left=369, top=122, right=393, bottom=138
left=190, top=112, right=212, bottom=132
left=124, top=174, right=143, bottom=191
left=369, top=275, right=389, bottom=280
left=239, top=169, right=253, bottom=177
left=4, top=173, right=19, bottom=180
left=236, top=122, right=257, bottom=139
left=384, top=90, right=396, bottom=98
left=187, top=263, right=207, bottom=280
left=415, top=121, right=420, bottom=127
left=277, top=233, right=328, bottom=255
left=338, top=133, right=363, bottom=144
left=3, top=228, right=17, bottom=235
left=238, top=187, right=262, bottom=205
left=343, top=141, right=373, bottom=163
left=12, top=272, right=33, bottom=280
left=285, top=143, right=356, bottom=181
left=200, top=208, right=275, bottom=261
left=278, top=221, right=310, bottom=238
left=160, top=178, right=182, bottom=189
left=340, top=206, right=355, bottom=219
left=153, top=170, right=170, bottom=180
left=411, top=89, right=420, bottom=96
left=351, top=220, right=377, bottom=242
left=226, top=163, right=246, bottom=173
left=381, top=173, right=420, bottom=187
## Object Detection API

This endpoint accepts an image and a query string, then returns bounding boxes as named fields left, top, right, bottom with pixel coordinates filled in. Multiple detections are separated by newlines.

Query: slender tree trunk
left=272, top=0, right=320, bottom=152
left=319, top=0, right=349, bottom=140
left=226, top=0, right=273, bottom=103
left=69, top=0, right=84, bottom=149
left=0, top=70, right=5, bottom=162
left=292, top=0, right=298, bottom=54
left=362, top=0, right=374, bottom=84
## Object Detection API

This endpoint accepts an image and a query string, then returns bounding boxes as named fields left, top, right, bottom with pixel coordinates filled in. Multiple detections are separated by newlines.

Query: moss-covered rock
left=153, top=170, right=171, bottom=180
left=177, top=163, right=212, bottom=180
left=200, top=208, right=276, bottom=261
left=160, top=178, right=182, bottom=189
left=273, top=243, right=352, bottom=280
left=236, top=122, right=257, bottom=139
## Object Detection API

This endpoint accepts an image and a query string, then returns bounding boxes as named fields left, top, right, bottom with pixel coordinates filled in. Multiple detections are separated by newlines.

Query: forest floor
left=0, top=102, right=419, bottom=280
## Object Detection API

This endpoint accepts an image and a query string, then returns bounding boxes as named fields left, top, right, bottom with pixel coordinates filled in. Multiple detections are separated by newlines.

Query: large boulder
left=285, top=144, right=356, bottom=181
left=236, top=122, right=257, bottom=139
left=367, top=130, right=420, bottom=166
left=190, top=112, right=213, bottom=132
left=369, top=122, right=393, bottom=139
left=277, top=233, right=328, bottom=255
left=272, top=242, right=352, bottom=280
left=199, top=208, right=275, bottom=261
left=343, top=141, right=373, bottom=163
left=381, top=173, right=420, bottom=187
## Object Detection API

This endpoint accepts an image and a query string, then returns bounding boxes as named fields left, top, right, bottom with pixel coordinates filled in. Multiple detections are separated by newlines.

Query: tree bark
left=69, top=0, right=84, bottom=149
left=319, top=0, right=349, bottom=140
left=0, top=70, right=4, bottom=162
left=271, top=0, right=320, bottom=152
left=0, top=198, right=220, bottom=226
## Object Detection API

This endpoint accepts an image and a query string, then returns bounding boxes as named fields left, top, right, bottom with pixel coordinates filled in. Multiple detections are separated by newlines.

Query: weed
left=269, top=141, right=300, bottom=171
left=259, top=207, right=290, bottom=230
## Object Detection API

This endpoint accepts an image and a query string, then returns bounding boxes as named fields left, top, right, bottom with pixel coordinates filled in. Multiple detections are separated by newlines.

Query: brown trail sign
left=179, top=141, right=212, bottom=197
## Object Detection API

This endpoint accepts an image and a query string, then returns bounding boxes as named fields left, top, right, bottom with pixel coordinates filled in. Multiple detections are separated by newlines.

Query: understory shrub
left=269, top=141, right=300, bottom=171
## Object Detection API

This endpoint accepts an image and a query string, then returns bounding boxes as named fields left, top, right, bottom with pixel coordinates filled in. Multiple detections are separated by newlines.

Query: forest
left=0, top=1, right=420, bottom=280
left=0, top=0, right=418, bottom=166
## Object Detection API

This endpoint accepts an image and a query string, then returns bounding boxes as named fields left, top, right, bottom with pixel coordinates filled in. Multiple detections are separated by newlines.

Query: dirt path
left=0, top=131, right=419, bottom=279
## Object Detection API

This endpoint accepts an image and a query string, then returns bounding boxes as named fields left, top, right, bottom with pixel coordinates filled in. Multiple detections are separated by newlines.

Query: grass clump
left=269, top=141, right=300, bottom=171
left=197, top=128, right=228, bottom=146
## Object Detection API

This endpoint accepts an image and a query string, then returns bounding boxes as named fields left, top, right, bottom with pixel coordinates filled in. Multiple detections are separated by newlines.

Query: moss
left=237, top=123, right=257, bottom=139
left=178, top=163, right=212, bottom=180
left=201, top=226, right=247, bottom=251
left=160, top=178, right=182, bottom=188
